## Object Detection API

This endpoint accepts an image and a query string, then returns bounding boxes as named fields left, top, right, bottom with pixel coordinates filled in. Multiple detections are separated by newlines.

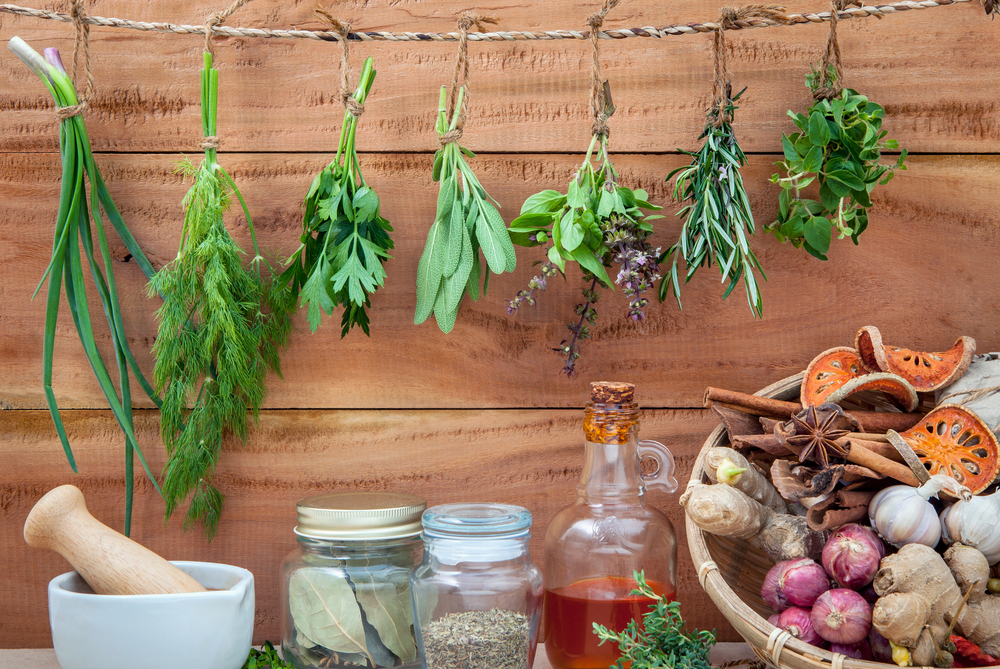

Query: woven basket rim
left=686, top=372, right=913, bottom=669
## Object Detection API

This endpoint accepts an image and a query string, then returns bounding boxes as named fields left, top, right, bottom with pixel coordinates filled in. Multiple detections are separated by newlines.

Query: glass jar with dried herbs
left=280, top=492, right=426, bottom=669
left=410, top=504, right=543, bottom=669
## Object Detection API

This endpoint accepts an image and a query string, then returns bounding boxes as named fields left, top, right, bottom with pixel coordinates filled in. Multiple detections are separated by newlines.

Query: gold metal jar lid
left=295, top=492, right=427, bottom=540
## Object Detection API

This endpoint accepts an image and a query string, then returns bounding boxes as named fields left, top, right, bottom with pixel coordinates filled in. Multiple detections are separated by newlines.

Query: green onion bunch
left=282, top=57, right=394, bottom=337
left=8, top=37, right=161, bottom=535
left=147, top=52, right=292, bottom=538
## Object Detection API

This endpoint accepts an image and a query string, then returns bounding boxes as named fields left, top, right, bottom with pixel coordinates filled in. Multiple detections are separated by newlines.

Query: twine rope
left=813, top=0, right=870, bottom=99
left=939, top=384, right=1000, bottom=404
left=204, top=0, right=252, bottom=58
left=0, top=1, right=969, bottom=42
left=711, top=5, right=790, bottom=127
left=588, top=0, right=620, bottom=138
left=54, top=0, right=92, bottom=120
left=316, top=8, right=364, bottom=118
left=201, top=136, right=221, bottom=150
left=440, top=13, right=498, bottom=145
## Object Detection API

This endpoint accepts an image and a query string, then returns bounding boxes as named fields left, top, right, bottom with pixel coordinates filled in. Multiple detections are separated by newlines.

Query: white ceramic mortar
left=48, top=561, right=254, bottom=669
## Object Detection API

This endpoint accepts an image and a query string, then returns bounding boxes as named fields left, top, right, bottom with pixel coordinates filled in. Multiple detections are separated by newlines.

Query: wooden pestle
left=24, top=485, right=205, bottom=595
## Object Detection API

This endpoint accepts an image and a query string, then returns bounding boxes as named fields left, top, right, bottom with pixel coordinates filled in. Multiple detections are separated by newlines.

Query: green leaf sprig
left=148, top=52, right=292, bottom=538
left=282, top=57, right=394, bottom=337
left=594, top=571, right=716, bottom=669
left=8, top=37, right=162, bottom=536
left=658, top=88, right=765, bottom=318
left=414, top=85, right=517, bottom=333
left=507, top=111, right=663, bottom=375
left=767, top=65, right=907, bottom=260
left=244, top=641, right=293, bottom=669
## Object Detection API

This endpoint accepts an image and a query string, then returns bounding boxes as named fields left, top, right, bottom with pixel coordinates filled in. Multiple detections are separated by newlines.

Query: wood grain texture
left=1, top=152, right=997, bottom=410
left=0, top=0, right=997, bottom=154
left=0, top=407, right=726, bottom=647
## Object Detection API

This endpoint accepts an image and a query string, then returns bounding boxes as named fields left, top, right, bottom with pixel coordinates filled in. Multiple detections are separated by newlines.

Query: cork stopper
left=590, top=381, right=635, bottom=405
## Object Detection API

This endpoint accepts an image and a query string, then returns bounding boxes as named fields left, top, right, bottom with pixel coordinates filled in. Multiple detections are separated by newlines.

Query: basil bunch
left=768, top=67, right=907, bottom=260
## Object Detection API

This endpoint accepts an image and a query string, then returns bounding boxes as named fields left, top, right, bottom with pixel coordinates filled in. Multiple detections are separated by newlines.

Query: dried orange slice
left=899, top=404, right=999, bottom=494
left=801, top=347, right=919, bottom=411
left=855, top=326, right=976, bottom=392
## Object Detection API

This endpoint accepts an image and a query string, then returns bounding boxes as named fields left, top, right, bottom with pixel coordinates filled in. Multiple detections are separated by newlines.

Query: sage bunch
left=148, top=52, right=292, bottom=537
left=282, top=57, right=393, bottom=337
left=415, top=86, right=516, bottom=332
left=8, top=37, right=161, bottom=535
left=767, top=65, right=907, bottom=260
left=508, top=121, right=663, bottom=375
left=658, top=88, right=765, bottom=318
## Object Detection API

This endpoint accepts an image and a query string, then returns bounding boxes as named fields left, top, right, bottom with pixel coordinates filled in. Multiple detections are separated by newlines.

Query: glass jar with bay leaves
left=410, top=503, right=543, bottom=669
left=281, top=492, right=427, bottom=669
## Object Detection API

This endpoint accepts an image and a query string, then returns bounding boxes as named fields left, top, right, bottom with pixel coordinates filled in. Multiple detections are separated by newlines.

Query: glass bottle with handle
left=543, top=381, right=678, bottom=669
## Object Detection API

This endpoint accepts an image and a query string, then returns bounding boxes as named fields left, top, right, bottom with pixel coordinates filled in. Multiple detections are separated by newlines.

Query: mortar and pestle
left=24, top=485, right=254, bottom=669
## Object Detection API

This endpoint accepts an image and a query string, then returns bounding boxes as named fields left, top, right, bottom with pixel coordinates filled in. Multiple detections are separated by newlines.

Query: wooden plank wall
left=2, top=0, right=999, bottom=648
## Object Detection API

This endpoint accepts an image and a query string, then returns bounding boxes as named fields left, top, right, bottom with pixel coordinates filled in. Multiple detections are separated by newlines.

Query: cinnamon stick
left=732, top=434, right=903, bottom=462
left=704, top=387, right=922, bottom=432
left=845, top=440, right=920, bottom=486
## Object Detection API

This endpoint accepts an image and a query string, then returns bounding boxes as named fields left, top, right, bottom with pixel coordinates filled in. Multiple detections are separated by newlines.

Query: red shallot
left=761, top=558, right=831, bottom=612
left=830, top=640, right=874, bottom=660
left=778, top=607, right=826, bottom=647
left=822, top=524, right=886, bottom=588
left=810, top=589, right=871, bottom=644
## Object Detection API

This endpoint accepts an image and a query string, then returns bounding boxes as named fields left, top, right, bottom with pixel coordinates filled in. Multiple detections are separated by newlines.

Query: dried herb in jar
left=422, top=609, right=530, bottom=669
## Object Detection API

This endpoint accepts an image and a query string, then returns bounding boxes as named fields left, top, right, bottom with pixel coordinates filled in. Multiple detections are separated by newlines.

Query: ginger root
left=873, top=543, right=1000, bottom=666
left=680, top=482, right=824, bottom=562
left=704, top=447, right=787, bottom=513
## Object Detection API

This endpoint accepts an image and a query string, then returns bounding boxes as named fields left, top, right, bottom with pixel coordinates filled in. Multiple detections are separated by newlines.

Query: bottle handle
left=637, top=439, right=678, bottom=494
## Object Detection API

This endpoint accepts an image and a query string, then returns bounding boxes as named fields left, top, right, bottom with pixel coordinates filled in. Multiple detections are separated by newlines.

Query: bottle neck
left=579, top=403, right=645, bottom=503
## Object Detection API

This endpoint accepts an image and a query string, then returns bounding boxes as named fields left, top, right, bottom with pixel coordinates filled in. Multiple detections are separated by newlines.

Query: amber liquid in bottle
left=543, top=576, right=676, bottom=669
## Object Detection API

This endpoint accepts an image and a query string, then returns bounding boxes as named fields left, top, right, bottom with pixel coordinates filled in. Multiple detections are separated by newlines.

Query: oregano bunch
left=658, top=87, right=765, bottom=318
left=767, top=65, right=907, bottom=260
left=594, top=571, right=716, bottom=669
left=148, top=52, right=292, bottom=537
left=507, top=116, right=663, bottom=375
left=415, top=85, right=516, bottom=332
left=281, top=57, right=394, bottom=336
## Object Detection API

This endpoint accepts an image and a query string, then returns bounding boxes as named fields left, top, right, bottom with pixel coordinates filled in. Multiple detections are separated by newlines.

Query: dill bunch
left=148, top=52, right=292, bottom=538
left=282, top=57, right=394, bottom=337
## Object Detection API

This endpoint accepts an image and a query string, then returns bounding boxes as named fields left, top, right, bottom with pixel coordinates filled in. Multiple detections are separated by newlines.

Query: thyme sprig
left=148, top=52, right=292, bottom=538
left=594, top=571, right=716, bottom=669
left=282, top=57, right=394, bottom=337
left=415, top=85, right=517, bottom=333
left=8, top=37, right=162, bottom=536
left=508, top=104, right=663, bottom=375
left=659, top=88, right=765, bottom=318
left=767, top=65, right=907, bottom=260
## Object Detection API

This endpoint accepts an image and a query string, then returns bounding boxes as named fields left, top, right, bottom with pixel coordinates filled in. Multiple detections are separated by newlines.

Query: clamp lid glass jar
left=410, top=503, right=543, bottom=669
left=281, top=492, right=426, bottom=669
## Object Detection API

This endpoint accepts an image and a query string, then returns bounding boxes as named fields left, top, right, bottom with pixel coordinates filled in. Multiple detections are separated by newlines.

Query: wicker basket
left=686, top=373, right=893, bottom=669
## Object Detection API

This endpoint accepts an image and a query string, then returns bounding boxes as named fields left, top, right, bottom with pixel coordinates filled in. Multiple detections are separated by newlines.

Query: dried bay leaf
left=289, top=569, right=372, bottom=663
left=353, top=573, right=417, bottom=662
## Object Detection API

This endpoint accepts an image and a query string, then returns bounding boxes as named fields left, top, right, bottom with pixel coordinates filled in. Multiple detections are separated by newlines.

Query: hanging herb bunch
left=8, top=36, right=162, bottom=536
left=416, top=15, right=517, bottom=333
left=658, top=7, right=790, bottom=318
left=507, top=0, right=664, bottom=376
left=282, top=16, right=394, bottom=337
left=148, top=50, right=293, bottom=537
left=766, top=0, right=906, bottom=260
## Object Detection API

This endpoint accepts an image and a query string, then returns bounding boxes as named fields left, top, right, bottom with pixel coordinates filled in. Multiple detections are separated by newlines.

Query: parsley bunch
left=282, top=57, right=394, bottom=337
left=594, top=571, right=716, bottom=669
left=415, top=85, right=516, bottom=332
left=507, top=121, right=663, bottom=375
left=148, top=52, right=292, bottom=537
left=767, top=65, right=907, bottom=260
left=659, top=88, right=764, bottom=318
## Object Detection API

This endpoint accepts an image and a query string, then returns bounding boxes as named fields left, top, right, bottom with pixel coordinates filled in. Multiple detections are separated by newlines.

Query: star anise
left=782, top=405, right=850, bottom=468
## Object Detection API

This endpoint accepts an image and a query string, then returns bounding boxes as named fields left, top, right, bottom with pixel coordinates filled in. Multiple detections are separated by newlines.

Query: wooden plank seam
left=0, top=0, right=974, bottom=43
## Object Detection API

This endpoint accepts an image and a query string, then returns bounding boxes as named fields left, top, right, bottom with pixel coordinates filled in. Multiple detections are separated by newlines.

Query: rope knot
left=439, top=128, right=464, bottom=145
left=55, top=102, right=87, bottom=121
left=587, top=13, right=605, bottom=30
left=341, top=92, right=365, bottom=117
left=718, top=4, right=790, bottom=30
left=458, top=13, right=497, bottom=33
left=201, top=135, right=221, bottom=150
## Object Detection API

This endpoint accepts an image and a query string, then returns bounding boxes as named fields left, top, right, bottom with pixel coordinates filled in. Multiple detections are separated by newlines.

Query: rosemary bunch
left=8, top=37, right=161, bottom=536
left=594, top=571, right=716, bottom=669
left=508, top=118, right=663, bottom=375
left=282, top=57, right=394, bottom=336
left=415, top=86, right=517, bottom=332
left=659, top=89, right=765, bottom=318
left=148, top=52, right=292, bottom=537
left=767, top=65, right=907, bottom=260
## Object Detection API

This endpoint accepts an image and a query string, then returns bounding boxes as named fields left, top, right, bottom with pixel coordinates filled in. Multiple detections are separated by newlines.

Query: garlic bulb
left=939, top=491, right=1000, bottom=565
left=869, top=475, right=970, bottom=549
